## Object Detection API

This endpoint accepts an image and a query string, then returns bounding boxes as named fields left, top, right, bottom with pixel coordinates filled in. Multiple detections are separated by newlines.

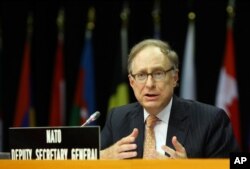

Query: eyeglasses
left=130, top=67, right=174, bottom=83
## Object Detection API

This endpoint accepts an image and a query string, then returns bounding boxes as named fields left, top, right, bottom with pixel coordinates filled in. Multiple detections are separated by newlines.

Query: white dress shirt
left=144, top=97, right=172, bottom=155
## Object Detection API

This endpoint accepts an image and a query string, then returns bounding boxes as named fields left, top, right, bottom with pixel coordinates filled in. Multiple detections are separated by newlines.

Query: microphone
left=81, top=111, right=101, bottom=127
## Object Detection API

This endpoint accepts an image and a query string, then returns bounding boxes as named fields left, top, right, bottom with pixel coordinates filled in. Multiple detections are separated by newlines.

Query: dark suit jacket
left=101, top=95, right=240, bottom=158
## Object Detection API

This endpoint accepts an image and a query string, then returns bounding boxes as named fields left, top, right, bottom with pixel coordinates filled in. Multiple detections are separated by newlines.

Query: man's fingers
left=118, top=128, right=139, bottom=145
left=130, top=128, right=139, bottom=138
left=172, top=136, right=186, bottom=153
left=161, top=136, right=187, bottom=159
left=100, top=129, right=139, bottom=159
left=117, top=143, right=137, bottom=153
left=118, top=151, right=137, bottom=159
left=161, top=145, right=175, bottom=157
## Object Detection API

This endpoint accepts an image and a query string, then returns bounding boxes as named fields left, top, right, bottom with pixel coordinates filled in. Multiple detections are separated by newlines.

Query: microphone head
left=92, top=111, right=101, bottom=120
left=81, top=111, right=101, bottom=127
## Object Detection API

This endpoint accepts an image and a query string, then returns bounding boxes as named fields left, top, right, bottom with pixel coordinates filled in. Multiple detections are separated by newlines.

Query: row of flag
left=180, top=2, right=242, bottom=149
left=0, top=2, right=247, bottom=151
left=12, top=8, right=98, bottom=128
left=0, top=2, right=130, bottom=152
left=10, top=5, right=130, bottom=130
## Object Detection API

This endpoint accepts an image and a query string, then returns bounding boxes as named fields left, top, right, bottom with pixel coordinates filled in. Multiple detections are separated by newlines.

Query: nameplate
left=9, top=126, right=100, bottom=160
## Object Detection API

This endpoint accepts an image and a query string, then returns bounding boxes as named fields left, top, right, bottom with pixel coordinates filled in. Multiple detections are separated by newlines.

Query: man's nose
left=145, top=75, right=155, bottom=87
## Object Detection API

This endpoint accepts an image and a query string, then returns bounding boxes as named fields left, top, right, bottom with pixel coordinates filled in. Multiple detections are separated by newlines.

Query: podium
left=0, top=159, right=229, bottom=169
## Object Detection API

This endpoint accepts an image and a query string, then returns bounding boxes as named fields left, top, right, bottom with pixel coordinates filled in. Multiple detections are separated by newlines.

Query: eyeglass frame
left=129, top=67, right=175, bottom=83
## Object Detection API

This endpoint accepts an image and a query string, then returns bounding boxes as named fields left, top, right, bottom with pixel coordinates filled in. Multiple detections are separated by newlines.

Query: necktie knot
left=146, top=115, right=158, bottom=128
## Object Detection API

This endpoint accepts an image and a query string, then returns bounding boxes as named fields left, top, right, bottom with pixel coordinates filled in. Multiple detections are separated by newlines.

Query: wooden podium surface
left=0, top=159, right=229, bottom=169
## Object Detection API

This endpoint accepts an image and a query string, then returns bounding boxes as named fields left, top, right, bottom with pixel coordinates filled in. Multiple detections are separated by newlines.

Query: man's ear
left=173, top=69, right=179, bottom=87
left=128, top=75, right=134, bottom=87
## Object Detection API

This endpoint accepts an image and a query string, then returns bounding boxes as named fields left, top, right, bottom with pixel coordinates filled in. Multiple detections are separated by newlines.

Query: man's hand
left=100, top=128, right=139, bottom=159
left=161, top=136, right=187, bottom=159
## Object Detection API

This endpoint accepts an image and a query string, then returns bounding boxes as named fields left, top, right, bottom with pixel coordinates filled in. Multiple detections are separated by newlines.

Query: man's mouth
left=145, top=93, right=159, bottom=100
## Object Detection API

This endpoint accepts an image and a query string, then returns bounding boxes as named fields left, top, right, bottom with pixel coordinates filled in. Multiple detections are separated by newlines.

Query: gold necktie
left=143, top=115, right=158, bottom=159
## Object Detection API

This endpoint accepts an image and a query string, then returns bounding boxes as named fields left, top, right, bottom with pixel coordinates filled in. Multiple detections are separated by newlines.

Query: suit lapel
left=166, top=96, right=189, bottom=150
left=129, top=103, right=144, bottom=158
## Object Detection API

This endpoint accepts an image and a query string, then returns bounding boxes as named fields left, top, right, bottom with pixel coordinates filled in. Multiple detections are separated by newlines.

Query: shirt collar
left=144, top=97, right=173, bottom=123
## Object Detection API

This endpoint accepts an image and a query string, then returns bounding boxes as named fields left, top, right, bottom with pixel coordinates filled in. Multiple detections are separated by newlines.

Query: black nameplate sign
left=9, top=126, right=100, bottom=160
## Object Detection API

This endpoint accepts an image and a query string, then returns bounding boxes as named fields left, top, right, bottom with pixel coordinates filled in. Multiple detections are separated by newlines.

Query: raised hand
left=100, top=128, right=139, bottom=159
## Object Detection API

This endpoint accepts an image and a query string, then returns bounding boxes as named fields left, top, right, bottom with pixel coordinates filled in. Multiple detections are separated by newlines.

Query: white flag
left=180, top=20, right=196, bottom=100
left=215, top=22, right=241, bottom=147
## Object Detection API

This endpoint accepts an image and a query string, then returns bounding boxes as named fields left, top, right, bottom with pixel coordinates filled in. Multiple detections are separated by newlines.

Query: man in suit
left=100, top=39, right=239, bottom=159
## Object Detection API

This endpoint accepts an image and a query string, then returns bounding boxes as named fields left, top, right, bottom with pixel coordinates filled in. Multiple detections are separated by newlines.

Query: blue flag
left=70, top=28, right=96, bottom=125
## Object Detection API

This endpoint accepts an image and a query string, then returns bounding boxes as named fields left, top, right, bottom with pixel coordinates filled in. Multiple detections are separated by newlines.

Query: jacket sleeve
left=204, top=109, right=240, bottom=157
left=101, top=109, right=114, bottom=150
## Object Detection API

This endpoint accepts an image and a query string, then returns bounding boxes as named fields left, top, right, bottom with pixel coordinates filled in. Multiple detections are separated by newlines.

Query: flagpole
left=226, top=0, right=235, bottom=27
left=152, top=0, right=161, bottom=39
left=120, top=1, right=129, bottom=75
left=87, top=7, right=95, bottom=31
left=57, top=8, right=64, bottom=42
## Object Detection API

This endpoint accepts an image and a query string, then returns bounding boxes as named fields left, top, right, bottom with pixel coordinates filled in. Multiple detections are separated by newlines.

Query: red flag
left=13, top=27, right=35, bottom=127
left=49, top=32, right=65, bottom=126
left=215, top=21, right=241, bottom=147
left=49, top=9, right=65, bottom=126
